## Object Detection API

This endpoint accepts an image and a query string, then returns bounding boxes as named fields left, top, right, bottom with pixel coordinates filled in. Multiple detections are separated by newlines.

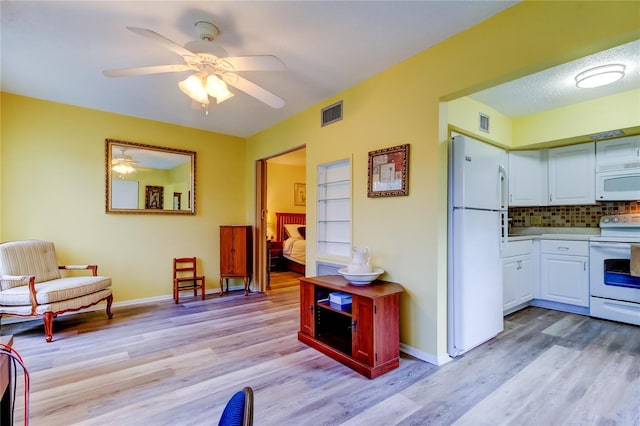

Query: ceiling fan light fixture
left=112, top=149, right=137, bottom=175
left=575, top=64, right=625, bottom=88
left=206, top=74, right=234, bottom=103
left=179, top=74, right=209, bottom=104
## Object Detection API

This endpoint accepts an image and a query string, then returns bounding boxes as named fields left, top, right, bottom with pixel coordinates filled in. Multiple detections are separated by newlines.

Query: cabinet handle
left=557, top=247, right=569, bottom=252
left=351, top=320, right=357, bottom=332
left=309, top=305, right=314, bottom=314
left=510, top=194, right=513, bottom=203
left=549, top=193, right=553, bottom=202
left=584, top=261, right=587, bottom=271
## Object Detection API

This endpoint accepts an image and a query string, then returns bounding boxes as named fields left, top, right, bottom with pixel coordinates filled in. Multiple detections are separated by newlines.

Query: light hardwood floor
left=2, top=271, right=639, bottom=426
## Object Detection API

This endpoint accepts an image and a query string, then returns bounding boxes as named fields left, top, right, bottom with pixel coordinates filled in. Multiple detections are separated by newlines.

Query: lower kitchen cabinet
left=298, top=275, right=403, bottom=379
left=503, top=254, right=534, bottom=313
left=502, top=240, right=534, bottom=314
left=539, top=240, right=589, bottom=307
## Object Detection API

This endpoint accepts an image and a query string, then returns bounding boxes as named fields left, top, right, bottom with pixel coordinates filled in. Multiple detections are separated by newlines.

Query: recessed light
left=575, top=64, right=625, bottom=88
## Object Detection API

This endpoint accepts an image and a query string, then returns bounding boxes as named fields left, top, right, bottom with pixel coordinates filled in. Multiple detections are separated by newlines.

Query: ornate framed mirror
left=105, top=139, right=196, bottom=215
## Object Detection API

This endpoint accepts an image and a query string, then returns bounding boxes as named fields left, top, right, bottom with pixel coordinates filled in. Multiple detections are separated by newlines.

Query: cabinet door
left=517, top=256, right=534, bottom=304
left=508, top=150, right=547, bottom=206
left=220, top=226, right=235, bottom=274
left=540, top=254, right=589, bottom=307
left=596, top=135, right=640, bottom=167
left=352, top=296, right=374, bottom=365
left=502, top=255, right=533, bottom=312
left=548, top=143, right=595, bottom=205
left=299, top=282, right=315, bottom=337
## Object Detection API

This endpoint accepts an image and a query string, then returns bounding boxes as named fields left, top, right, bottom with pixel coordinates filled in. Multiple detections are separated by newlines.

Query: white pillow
left=284, top=224, right=303, bottom=239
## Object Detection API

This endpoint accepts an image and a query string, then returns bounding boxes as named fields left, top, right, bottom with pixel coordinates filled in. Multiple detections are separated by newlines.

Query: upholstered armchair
left=0, top=240, right=113, bottom=342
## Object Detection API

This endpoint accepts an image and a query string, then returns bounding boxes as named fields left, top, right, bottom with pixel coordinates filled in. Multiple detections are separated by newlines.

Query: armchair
left=0, top=240, right=113, bottom=342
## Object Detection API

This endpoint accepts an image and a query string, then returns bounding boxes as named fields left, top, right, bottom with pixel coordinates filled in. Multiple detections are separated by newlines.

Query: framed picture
left=145, top=185, right=164, bottom=209
left=294, top=183, right=306, bottom=206
left=367, top=144, right=409, bottom=197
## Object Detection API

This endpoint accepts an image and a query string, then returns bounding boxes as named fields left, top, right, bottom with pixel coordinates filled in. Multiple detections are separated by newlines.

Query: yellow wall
left=247, top=1, right=640, bottom=362
left=449, top=89, right=640, bottom=150
left=1, top=93, right=246, bottom=302
left=513, top=89, right=640, bottom=148
left=266, top=163, right=306, bottom=239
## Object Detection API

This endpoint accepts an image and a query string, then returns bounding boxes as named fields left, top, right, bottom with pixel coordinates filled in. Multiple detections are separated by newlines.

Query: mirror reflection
left=106, top=139, right=196, bottom=214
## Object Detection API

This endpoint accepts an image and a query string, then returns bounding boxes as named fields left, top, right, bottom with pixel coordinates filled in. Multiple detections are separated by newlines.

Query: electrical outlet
left=530, top=215, right=542, bottom=225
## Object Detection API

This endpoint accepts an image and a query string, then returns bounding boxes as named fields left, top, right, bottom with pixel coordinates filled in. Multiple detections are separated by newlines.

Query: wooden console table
left=298, top=275, right=403, bottom=379
left=0, top=335, right=14, bottom=425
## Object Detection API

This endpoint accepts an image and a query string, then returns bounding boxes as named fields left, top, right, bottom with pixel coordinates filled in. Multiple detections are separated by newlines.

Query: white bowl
left=338, top=267, right=384, bottom=285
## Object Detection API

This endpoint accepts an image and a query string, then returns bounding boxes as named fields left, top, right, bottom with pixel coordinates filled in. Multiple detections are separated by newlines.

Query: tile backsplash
left=509, top=201, right=639, bottom=228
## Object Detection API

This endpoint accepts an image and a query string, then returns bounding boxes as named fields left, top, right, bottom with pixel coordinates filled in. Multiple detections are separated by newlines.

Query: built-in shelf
left=317, top=159, right=351, bottom=258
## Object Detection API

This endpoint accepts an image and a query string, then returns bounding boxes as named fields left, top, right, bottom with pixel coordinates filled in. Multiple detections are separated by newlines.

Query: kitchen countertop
left=508, top=227, right=599, bottom=242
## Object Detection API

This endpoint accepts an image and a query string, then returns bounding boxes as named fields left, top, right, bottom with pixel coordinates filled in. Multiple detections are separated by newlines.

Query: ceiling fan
left=112, top=147, right=138, bottom=174
left=103, top=21, right=286, bottom=110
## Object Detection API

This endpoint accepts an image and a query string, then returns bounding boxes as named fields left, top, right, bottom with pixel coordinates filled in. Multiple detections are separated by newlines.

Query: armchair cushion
left=0, top=276, right=111, bottom=306
left=0, top=240, right=61, bottom=286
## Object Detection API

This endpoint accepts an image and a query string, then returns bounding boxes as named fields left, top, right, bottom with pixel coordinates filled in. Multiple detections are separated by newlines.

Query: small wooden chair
left=173, top=257, right=205, bottom=304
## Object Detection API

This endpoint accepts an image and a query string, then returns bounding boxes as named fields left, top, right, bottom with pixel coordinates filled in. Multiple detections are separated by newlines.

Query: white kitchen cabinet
left=547, top=142, right=595, bottom=205
left=502, top=240, right=534, bottom=313
left=596, top=135, right=640, bottom=167
left=508, top=150, right=547, bottom=206
left=539, top=240, right=589, bottom=307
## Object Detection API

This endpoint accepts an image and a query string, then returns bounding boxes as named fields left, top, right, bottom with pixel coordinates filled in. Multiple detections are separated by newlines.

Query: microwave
left=596, top=162, right=640, bottom=201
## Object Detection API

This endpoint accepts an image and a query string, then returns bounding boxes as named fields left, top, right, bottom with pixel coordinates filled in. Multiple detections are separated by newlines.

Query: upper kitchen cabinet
left=508, top=150, right=548, bottom=206
left=547, top=142, right=595, bottom=205
left=596, top=135, right=640, bottom=165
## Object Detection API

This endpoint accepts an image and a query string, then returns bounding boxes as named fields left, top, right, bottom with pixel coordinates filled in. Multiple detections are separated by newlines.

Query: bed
left=275, top=212, right=306, bottom=274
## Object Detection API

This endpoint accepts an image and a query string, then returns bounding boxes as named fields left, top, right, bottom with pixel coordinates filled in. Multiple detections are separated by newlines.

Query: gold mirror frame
left=105, top=139, right=196, bottom=215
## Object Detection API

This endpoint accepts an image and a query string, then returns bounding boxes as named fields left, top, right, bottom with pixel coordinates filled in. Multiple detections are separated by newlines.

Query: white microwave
left=596, top=163, right=640, bottom=201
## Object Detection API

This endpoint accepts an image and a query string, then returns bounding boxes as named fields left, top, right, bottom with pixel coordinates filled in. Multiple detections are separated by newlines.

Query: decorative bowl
left=338, top=267, right=384, bottom=285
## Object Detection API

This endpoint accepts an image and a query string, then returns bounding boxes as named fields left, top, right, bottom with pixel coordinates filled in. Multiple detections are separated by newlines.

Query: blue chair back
left=219, top=387, right=253, bottom=426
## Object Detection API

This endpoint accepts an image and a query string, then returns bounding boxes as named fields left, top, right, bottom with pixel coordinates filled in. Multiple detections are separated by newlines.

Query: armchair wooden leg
left=43, top=311, right=54, bottom=342
left=106, top=294, right=114, bottom=319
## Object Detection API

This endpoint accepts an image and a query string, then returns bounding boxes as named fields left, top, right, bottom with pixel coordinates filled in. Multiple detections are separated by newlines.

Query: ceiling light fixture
left=178, top=73, right=234, bottom=113
left=112, top=148, right=138, bottom=175
left=575, top=64, right=625, bottom=88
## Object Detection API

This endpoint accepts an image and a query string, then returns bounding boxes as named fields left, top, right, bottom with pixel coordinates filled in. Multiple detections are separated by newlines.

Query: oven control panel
left=600, top=214, right=640, bottom=227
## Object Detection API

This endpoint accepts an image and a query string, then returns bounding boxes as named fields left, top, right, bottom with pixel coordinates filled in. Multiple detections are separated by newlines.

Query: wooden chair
left=173, top=257, right=205, bottom=304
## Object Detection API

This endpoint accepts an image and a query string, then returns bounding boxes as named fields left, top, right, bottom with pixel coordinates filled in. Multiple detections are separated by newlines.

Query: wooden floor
left=2, top=271, right=639, bottom=425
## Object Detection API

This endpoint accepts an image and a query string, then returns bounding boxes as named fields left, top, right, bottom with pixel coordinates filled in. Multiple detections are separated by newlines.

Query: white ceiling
left=1, top=1, right=637, bottom=140
left=1, top=1, right=519, bottom=138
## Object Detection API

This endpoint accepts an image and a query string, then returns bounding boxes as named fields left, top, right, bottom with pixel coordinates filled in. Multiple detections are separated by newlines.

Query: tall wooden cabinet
left=219, top=225, right=253, bottom=296
left=298, top=275, right=403, bottom=379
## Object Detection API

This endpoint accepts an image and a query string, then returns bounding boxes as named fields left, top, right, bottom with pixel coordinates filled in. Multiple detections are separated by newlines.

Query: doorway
left=255, top=147, right=306, bottom=293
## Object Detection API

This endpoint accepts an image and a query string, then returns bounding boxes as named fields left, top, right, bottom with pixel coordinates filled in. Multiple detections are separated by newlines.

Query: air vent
left=321, top=101, right=343, bottom=127
left=479, top=113, right=490, bottom=133
left=589, top=129, right=624, bottom=140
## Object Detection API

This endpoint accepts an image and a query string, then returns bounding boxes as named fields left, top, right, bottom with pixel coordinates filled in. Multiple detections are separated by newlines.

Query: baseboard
left=400, top=343, right=452, bottom=366
left=529, top=299, right=589, bottom=316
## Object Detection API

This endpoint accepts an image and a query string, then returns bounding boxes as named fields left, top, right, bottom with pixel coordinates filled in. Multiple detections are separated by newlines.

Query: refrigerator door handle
left=498, top=165, right=507, bottom=210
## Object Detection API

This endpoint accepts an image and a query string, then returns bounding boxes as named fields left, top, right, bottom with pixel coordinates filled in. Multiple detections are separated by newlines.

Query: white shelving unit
left=317, top=159, right=351, bottom=258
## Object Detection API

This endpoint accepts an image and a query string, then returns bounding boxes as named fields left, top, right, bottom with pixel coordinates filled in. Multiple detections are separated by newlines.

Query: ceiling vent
left=321, top=101, right=343, bottom=127
left=479, top=112, right=490, bottom=133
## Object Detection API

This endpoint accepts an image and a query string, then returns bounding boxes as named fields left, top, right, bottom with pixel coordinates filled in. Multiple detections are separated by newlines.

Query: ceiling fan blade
left=126, top=26, right=198, bottom=59
left=103, top=64, right=192, bottom=78
left=223, top=55, right=286, bottom=72
left=223, top=74, right=285, bottom=109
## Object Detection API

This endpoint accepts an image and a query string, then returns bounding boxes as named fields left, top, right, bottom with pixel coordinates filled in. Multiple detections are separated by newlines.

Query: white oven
left=589, top=214, right=640, bottom=326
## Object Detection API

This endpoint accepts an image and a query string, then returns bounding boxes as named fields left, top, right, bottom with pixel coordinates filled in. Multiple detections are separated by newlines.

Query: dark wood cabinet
left=298, top=275, right=403, bottom=379
left=219, top=225, right=252, bottom=296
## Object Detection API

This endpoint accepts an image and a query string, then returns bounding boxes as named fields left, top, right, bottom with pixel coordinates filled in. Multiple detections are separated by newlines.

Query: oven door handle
left=591, top=242, right=631, bottom=249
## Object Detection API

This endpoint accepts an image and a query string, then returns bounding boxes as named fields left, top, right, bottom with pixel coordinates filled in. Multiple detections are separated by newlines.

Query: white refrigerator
left=448, top=134, right=508, bottom=357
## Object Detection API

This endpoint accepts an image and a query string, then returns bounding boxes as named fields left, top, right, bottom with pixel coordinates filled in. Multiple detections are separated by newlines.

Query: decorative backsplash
left=509, top=201, right=639, bottom=228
